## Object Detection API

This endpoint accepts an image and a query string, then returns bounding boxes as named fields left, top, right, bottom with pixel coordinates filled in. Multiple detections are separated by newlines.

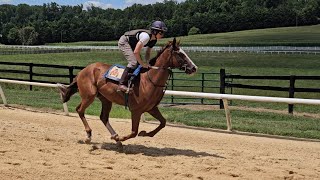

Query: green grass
left=48, top=25, right=320, bottom=46
left=1, top=87, right=319, bottom=139
left=0, top=51, right=319, bottom=103
left=1, top=24, right=320, bottom=139
left=0, top=51, right=124, bottom=66
left=0, top=51, right=320, bottom=139
left=171, top=25, right=320, bottom=46
left=149, top=107, right=320, bottom=139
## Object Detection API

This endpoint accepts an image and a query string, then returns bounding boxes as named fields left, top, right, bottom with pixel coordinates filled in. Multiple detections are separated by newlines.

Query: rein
left=146, top=48, right=175, bottom=88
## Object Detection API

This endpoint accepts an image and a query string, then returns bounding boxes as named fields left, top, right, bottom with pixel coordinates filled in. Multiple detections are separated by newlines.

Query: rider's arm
left=145, top=47, right=152, bottom=63
left=133, top=41, right=148, bottom=68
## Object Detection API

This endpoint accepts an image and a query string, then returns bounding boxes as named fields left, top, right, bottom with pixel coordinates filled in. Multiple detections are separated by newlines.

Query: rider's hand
left=142, top=64, right=149, bottom=69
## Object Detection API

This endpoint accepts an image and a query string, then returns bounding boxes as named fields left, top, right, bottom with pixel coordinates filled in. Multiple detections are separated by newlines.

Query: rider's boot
left=117, top=67, right=130, bottom=92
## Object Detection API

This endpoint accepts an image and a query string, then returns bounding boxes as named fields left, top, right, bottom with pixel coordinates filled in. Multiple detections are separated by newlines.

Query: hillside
left=49, top=25, right=320, bottom=47
left=163, top=24, right=320, bottom=46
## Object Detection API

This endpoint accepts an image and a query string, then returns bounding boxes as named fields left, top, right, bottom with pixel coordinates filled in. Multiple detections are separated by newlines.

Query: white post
left=0, top=79, right=69, bottom=115
left=0, top=84, right=8, bottom=106
left=62, top=102, right=69, bottom=116
left=222, top=99, right=232, bottom=131
left=140, top=113, right=146, bottom=122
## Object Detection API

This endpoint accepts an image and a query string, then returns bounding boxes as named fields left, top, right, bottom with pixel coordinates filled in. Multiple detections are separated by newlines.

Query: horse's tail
left=57, top=78, right=78, bottom=103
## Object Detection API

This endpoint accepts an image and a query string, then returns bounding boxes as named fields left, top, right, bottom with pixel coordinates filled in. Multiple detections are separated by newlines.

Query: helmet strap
left=151, top=29, right=157, bottom=35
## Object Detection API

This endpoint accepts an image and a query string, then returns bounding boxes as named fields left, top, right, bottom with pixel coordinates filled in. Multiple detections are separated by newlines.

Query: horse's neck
left=148, top=52, right=171, bottom=86
left=154, top=50, right=170, bottom=68
left=146, top=68, right=170, bottom=86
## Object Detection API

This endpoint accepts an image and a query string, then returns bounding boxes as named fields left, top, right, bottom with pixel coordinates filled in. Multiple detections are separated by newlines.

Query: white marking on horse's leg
left=106, top=121, right=118, bottom=137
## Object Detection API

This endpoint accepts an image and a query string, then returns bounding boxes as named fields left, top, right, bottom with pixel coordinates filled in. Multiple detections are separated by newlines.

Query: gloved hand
left=141, top=63, right=150, bottom=69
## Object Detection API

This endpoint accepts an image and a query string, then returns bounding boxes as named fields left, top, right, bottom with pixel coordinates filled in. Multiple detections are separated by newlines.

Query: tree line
left=0, top=0, right=319, bottom=45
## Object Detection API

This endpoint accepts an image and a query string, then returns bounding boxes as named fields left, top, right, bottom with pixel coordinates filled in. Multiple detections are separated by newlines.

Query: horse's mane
left=149, top=42, right=172, bottom=66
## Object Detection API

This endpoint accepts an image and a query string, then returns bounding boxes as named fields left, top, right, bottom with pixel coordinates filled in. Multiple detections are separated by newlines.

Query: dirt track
left=1, top=106, right=320, bottom=180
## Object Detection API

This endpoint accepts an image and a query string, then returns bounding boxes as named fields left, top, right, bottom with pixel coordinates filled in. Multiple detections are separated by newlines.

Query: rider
left=117, top=20, right=168, bottom=92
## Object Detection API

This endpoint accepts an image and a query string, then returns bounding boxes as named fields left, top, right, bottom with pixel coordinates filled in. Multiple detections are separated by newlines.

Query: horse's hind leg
left=138, top=106, right=166, bottom=137
left=97, top=94, right=119, bottom=140
left=76, top=94, right=95, bottom=143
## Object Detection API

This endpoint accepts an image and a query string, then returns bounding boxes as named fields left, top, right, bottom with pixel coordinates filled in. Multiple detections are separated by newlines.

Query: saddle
left=104, top=64, right=126, bottom=82
left=104, top=64, right=142, bottom=89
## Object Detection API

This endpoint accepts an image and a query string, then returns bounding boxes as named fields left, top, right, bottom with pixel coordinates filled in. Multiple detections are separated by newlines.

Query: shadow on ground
left=81, top=141, right=224, bottom=158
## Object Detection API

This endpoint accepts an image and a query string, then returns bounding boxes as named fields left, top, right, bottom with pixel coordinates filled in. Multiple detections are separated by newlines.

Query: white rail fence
left=2, top=45, right=320, bottom=54
left=0, top=79, right=69, bottom=115
left=1, top=79, right=320, bottom=131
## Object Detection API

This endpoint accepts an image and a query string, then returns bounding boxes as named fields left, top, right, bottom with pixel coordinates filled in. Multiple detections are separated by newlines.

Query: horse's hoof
left=116, top=141, right=122, bottom=147
left=84, top=138, right=91, bottom=144
left=111, top=134, right=119, bottom=141
left=138, top=130, right=147, bottom=136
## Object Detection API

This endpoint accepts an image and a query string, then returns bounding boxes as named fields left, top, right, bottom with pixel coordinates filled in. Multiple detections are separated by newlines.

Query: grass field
left=0, top=50, right=319, bottom=139
left=49, top=25, right=320, bottom=46
left=0, top=25, right=320, bottom=139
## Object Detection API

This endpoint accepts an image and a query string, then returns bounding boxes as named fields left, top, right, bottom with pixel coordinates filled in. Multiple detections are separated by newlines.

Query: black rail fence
left=163, top=71, right=231, bottom=105
left=220, top=69, right=320, bottom=113
left=1, top=61, right=319, bottom=113
left=0, top=48, right=90, bottom=55
left=0, top=61, right=226, bottom=105
left=0, top=62, right=83, bottom=90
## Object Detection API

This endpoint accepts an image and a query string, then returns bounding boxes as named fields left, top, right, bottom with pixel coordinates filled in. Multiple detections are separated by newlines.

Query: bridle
left=147, top=45, right=188, bottom=88
left=171, top=48, right=189, bottom=72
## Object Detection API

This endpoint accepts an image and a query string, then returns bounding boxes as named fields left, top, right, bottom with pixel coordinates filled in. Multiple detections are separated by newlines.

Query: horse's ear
left=173, top=37, right=177, bottom=49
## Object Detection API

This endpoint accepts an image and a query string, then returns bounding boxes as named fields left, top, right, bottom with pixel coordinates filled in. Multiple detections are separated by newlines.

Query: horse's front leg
left=76, top=97, right=95, bottom=143
left=138, top=106, right=166, bottom=137
left=112, top=112, right=141, bottom=142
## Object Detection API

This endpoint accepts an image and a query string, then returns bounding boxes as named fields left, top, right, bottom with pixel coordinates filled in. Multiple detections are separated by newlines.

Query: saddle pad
left=104, top=64, right=126, bottom=81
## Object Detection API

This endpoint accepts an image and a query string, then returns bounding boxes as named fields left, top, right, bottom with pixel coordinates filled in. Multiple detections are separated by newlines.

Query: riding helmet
left=151, top=21, right=168, bottom=32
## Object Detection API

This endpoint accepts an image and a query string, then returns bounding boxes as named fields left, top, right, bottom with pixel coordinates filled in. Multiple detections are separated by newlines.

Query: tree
left=18, top=26, right=39, bottom=45
left=188, top=26, right=200, bottom=35
left=1, top=1, right=320, bottom=44
left=7, top=27, right=20, bottom=45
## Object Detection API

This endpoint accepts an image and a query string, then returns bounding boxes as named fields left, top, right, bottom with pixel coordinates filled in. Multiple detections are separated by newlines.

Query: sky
left=0, top=0, right=186, bottom=9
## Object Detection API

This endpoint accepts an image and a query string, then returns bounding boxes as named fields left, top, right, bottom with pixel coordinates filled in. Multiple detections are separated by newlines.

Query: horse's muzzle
left=185, top=66, right=197, bottom=74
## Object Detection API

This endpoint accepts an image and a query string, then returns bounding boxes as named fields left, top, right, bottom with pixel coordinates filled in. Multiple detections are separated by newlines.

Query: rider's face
left=157, top=31, right=164, bottom=39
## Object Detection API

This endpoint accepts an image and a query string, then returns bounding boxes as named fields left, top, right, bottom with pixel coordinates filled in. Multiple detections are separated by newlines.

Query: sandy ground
left=1, top=106, right=320, bottom=180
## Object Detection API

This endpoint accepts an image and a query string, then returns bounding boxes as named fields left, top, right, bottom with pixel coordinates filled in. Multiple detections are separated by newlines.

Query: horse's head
left=167, top=38, right=198, bottom=74
left=151, top=38, right=197, bottom=74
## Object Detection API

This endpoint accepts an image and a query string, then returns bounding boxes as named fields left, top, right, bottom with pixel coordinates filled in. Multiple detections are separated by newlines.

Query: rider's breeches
left=118, top=35, right=138, bottom=69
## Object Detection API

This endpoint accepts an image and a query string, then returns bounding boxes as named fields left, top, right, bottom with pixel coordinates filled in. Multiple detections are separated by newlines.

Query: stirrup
left=117, top=84, right=130, bottom=93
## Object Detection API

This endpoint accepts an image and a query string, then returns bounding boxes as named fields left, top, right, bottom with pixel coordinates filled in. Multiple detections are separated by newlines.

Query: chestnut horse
left=58, top=38, right=197, bottom=145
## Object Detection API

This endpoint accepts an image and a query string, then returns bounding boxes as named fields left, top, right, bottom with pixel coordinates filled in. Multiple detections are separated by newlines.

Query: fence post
left=171, top=72, right=174, bottom=104
left=288, top=75, right=296, bottom=114
left=222, top=99, right=232, bottom=131
left=68, top=66, right=74, bottom=84
left=220, top=69, right=226, bottom=109
left=201, top=73, right=204, bottom=104
left=0, top=84, right=8, bottom=106
left=29, top=63, right=33, bottom=91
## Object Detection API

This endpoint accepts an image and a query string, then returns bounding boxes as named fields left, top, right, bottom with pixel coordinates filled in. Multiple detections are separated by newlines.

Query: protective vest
left=124, top=29, right=157, bottom=51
